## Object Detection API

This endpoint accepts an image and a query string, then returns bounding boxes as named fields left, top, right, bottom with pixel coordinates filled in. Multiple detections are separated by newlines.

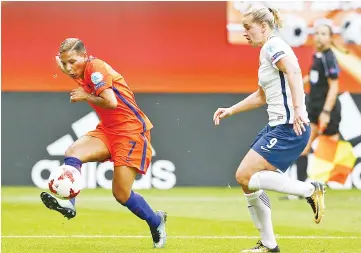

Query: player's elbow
left=259, top=95, right=266, bottom=105
left=256, top=98, right=266, bottom=107
left=107, top=99, right=118, bottom=109
left=256, top=89, right=266, bottom=106
left=285, top=65, right=301, bottom=76
left=99, top=89, right=118, bottom=109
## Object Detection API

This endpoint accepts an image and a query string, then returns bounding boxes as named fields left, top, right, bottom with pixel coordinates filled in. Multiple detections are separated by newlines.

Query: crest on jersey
left=91, top=72, right=104, bottom=85
left=267, top=45, right=274, bottom=54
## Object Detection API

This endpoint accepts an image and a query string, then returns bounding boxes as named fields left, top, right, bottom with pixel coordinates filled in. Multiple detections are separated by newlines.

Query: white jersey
left=258, top=36, right=309, bottom=127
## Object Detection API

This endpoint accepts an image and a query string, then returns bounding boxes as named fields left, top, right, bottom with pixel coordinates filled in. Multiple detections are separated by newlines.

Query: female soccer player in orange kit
left=40, top=38, right=167, bottom=248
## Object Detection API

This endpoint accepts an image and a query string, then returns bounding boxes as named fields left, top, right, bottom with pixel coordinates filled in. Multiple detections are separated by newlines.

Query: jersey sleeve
left=86, top=60, right=113, bottom=96
left=265, top=38, right=288, bottom=67
left=324, top=51, right=339, bottom=80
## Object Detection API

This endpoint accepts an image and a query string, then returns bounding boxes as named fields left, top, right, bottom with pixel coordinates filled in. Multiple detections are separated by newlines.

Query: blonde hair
left=244, top=5, right=282, bottom=30
left=59, top=38, right=86, bottom=54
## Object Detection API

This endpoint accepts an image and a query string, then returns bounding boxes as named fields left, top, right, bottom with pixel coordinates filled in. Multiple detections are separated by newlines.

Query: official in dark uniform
left=294, top=23, right=341, bottom=198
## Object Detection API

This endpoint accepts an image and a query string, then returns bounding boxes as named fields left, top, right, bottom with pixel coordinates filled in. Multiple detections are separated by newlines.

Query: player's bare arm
left=276, top=57, right=308, bottom=135
left=319, top=78, right=339, bottom=130
left=230, top=87, right=266, bottom=114
left=324, top=78, right=339, bottom=112
left=70, top=87, right=117, bottom=109
left=87, top=88, right=118, bottom=109
left=213, top=88, right=266, bottom=126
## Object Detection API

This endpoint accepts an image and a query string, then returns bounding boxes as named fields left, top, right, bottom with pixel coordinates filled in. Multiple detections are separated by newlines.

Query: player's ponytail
left=244, top=5, right=282, bottom=31
left=268, top=8, right=283, bottom=29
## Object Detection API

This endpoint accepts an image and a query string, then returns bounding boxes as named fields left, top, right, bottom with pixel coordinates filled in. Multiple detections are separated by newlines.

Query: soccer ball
left=277, top=14, right=308, bottom=47
left=48, top=165, right=83, bottom=200
left=341, top=12, right=361, bottom=46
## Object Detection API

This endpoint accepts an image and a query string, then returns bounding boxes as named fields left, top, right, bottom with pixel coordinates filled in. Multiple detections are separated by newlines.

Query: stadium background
left=2, top=1, right=361, bottom=190
left=2, top=2, right=361, bottom=253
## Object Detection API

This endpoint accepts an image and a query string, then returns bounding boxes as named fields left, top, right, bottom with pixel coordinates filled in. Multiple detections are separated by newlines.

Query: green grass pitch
left=2, top=187, right=361, bottom=253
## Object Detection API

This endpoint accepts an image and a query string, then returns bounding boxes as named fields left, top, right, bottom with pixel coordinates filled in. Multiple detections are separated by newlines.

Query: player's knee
left=235, top=170, right=250, bottom=187
left=112, top=187, right=131, bottom=205
left=65, top=143, right=86, bottom=161
left=65, top=144, right=79, bottom=158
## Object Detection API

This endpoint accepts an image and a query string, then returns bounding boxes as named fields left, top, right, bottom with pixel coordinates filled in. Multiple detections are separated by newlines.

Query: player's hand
left=318, top=111, right=330, bottom=134
left=213, top=107, right=233, bottom=126
left=293, top=107, right=309, bottom=136
left=70, top=87, right=89, bottom=103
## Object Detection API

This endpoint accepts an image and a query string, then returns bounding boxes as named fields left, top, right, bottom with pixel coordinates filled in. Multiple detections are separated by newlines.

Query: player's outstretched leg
left=40, top=136, right=110, bottom=220
left=278, top=156, right=308, bottom=201
left=236, top=146, right=326, bottom=252
left=247, top=169, right=326, bottom=224
left=113, top=165, right=167, bottom=248
left=40, top=156, right=82, bottom=219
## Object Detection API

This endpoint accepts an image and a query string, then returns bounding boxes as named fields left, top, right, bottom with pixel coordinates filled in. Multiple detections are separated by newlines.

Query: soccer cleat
left=40, top=192, right=76, bottom=220
left=241, top=240, right=280, bottom=252
left=306, top=182, right=326, bottom=224
left=150, top=210, right=167, bottom=248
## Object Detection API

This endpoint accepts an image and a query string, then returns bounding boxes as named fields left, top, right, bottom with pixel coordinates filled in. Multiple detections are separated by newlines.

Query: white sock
left=248, top=171, right=315, bottom=198
left=245, top=190, right=277, bottom=249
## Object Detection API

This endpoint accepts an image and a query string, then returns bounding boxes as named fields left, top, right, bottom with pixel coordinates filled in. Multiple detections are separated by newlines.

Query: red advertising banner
left=2, top=1, right=361, bottom=93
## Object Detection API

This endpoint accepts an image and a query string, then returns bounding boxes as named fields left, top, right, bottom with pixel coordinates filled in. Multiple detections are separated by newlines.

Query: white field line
left=3, top=196, right=361, bottom=203
left=2, top=235, right=361, bottom=239
left=1, top=196, right=243, bottom=203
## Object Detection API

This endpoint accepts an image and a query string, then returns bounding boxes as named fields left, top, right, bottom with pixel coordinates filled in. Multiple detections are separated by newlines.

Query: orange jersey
left=75, top=57, right=153, bottom=134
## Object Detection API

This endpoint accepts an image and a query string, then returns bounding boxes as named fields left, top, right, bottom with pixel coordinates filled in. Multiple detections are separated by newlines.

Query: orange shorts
left=86, top=125, right=152, bottom=174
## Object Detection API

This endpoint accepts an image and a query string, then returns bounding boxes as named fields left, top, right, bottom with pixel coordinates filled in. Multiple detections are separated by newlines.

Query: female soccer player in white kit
left=213, top=5, right=326, bottom=252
